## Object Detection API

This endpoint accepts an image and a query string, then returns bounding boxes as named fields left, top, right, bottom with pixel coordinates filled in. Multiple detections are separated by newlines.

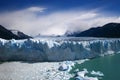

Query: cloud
left=0, top=7, right=120, bottom=36
left=27, top=7, right=46, bottom=12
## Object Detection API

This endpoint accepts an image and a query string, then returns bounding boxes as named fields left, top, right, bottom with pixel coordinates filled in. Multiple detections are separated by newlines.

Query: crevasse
left=0, top=38, right=120, bottom=62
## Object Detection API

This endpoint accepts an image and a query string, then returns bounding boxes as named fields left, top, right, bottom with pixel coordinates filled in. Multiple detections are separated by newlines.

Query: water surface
left=70, top=53, right=120, bottom=80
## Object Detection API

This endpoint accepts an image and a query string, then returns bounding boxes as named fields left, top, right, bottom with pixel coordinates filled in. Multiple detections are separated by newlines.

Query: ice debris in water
left=0, top=61, right=74, bottom=80
left=76, top=68, right=88, bottom=77
left=75, top=76, right=84, bottom=80
left=74, top=68, right=103, bottom=80
left=91, top=70, right=104, bottom=76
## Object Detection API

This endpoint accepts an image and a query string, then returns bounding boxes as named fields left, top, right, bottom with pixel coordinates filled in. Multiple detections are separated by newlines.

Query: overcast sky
left=0, top=0, right=120, bottom=36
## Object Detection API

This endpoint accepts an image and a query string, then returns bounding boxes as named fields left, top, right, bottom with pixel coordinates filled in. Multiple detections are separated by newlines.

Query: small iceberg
left=91, top=70, right=104, bottom=76
left=58, top=61, right=75, bottom=71
left=76, top=68, right=88, bottom=77
left=58, top=64, right=69, bottom=71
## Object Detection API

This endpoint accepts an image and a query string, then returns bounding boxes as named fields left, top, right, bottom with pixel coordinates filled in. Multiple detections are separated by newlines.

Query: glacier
left=0, top=37, right=120, bottom=62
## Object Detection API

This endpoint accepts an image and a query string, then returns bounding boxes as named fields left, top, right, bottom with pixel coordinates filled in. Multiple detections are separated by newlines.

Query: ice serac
left=0, top=38, right=120, bottom=62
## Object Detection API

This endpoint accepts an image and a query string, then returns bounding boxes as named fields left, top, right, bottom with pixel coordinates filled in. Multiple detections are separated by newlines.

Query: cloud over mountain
left=0, top=6, right=120, bottom=36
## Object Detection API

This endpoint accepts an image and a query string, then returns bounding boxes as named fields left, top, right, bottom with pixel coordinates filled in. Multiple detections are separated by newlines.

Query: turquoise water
left=70, top=53, right=120, bottom=80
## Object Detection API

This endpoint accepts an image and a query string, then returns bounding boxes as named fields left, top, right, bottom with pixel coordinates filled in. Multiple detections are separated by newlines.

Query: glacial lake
left=70, top=53, right=120, bottom=80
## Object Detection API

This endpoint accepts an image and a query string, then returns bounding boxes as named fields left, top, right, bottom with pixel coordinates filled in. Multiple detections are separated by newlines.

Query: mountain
left=11, top=30, right=32, bottom=39
left=0, top=25, right=32, bottom=40
left=66, top=23, right=120, bottom=38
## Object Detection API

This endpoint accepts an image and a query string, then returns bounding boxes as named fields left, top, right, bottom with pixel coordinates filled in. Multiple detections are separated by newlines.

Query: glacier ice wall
left=0, top=38, right=120, bottom=61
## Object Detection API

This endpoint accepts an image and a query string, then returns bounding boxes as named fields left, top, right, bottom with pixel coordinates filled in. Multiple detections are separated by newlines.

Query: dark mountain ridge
left=66, top=23, right=120, bottom=38
left=0, top=25, right=32, bottom=40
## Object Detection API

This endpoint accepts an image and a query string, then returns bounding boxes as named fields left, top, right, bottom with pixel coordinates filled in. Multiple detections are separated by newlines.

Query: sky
left=0, top=0, right=120, bottom=36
